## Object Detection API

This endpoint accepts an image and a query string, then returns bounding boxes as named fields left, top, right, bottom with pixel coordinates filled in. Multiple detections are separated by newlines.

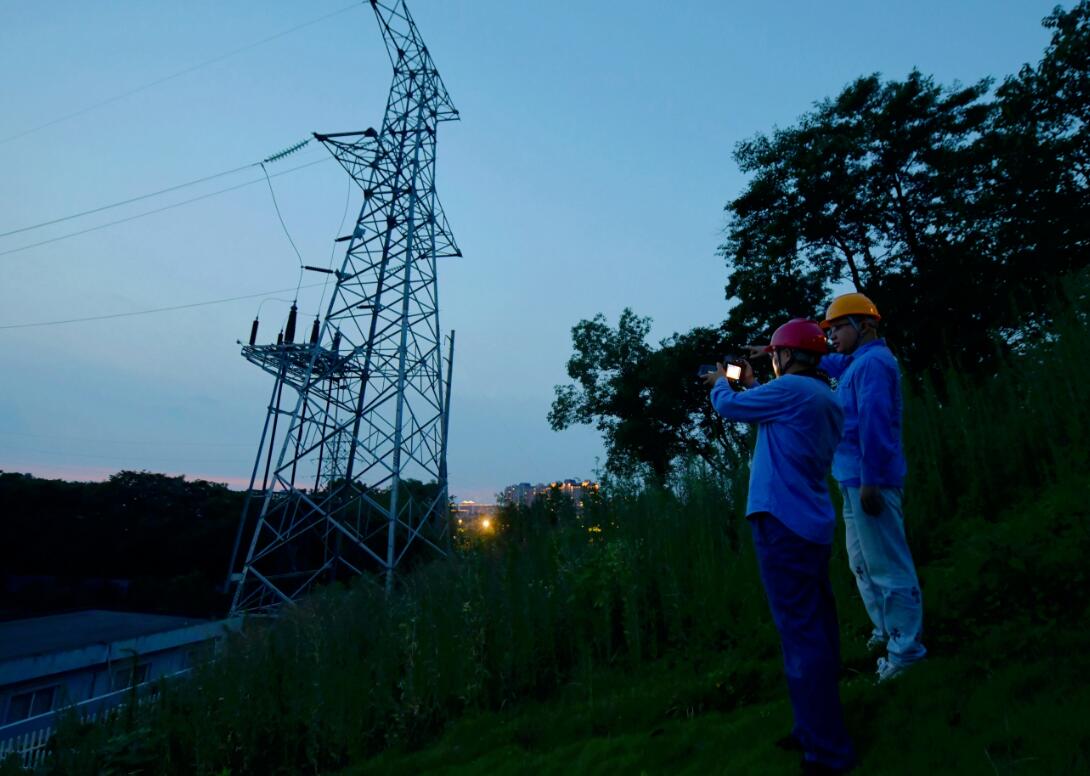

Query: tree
left=978, top=1, right=1090, bottom=346
left=722, top=70, right=997, bottom=374
left=549, top=310, right=745, bottom=483
left=722, top=4, right=1090, bottom=373
left=551, top=4, right=1090, bottom=480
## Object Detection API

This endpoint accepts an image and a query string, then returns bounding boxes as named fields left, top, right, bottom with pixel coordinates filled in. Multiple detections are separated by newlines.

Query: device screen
left=725, top=364, right=742, bottom=381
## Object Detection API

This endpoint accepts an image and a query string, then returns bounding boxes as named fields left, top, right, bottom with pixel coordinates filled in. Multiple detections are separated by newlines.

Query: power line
left=0, top=156, right=331, bottom=258
left=0, top=447, right=246, bottom=466
left=318, top=176, right=355, bottom=313
left=0, top=138, right=313, bottom=241
left=0, top=3, right=362, bottom=147
left=0, top=282, right=326, bottom=330
left=0, top=431, right=253, bottom=448
left=260, top=162, right=307, bottom=285
left=1, top=162, right=254, bottom=240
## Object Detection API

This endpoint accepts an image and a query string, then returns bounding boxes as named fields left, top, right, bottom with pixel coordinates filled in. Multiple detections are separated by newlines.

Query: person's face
left=827, top=318, right=859, bottom=354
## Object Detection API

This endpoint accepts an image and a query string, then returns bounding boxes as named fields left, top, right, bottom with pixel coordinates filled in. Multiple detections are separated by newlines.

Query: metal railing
left=0, top=669, right=190, bottom=770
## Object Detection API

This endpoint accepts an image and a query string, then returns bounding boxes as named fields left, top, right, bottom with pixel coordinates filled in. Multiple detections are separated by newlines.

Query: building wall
left=0, top=643, right=198, bottom=726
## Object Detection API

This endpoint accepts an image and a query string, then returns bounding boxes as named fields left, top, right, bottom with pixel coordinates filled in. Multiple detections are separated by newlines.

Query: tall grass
left=43, top=274, right=1090, bottom=775
left=44, top=468, right=770, bottom=774
left=902, top=273, right=1090, bottom=561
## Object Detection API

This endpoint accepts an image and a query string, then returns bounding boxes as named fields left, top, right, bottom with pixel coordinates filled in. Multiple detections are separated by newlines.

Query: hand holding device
left=699, top=359, right=747, bottom=388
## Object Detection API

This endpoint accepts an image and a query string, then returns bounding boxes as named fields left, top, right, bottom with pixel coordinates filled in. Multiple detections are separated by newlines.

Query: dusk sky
left=0, top=1, right=1061, bottom=502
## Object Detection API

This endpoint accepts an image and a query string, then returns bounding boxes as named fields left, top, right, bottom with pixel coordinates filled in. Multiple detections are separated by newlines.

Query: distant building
left=500, top=482, right=537, bottom=507
left=455, top=500, right=497, bottom=518
left=0, top=610, right=238, bottom=768
left=500, top=479, right=599, bottom=512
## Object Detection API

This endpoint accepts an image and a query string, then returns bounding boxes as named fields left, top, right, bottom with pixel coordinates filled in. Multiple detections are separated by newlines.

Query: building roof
left=0, top=610, right=206, bottom=662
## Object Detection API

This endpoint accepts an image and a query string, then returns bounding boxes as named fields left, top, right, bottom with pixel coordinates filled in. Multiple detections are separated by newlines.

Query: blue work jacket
left=710, top=374, right=843, bottom=545
left=821, top=339, right=908, bottom=488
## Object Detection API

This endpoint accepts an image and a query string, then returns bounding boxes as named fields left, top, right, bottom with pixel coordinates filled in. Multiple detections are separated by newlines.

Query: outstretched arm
left=710, top=378, right=790, bottom=424
left=820, top=353, right=852, bottom=380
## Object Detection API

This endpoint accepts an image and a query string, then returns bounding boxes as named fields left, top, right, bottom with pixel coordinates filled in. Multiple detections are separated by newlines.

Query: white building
left=0, top=610, right=238, bottom=768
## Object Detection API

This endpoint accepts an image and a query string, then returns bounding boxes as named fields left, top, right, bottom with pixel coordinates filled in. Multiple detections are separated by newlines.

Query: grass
left=355, top=473, right=1090, bottom=775
left=29, top=273, right=1090, bottom=775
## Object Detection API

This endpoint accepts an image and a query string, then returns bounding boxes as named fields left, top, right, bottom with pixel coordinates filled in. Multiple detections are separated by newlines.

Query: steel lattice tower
left=228, top=0, right=460, bottom=614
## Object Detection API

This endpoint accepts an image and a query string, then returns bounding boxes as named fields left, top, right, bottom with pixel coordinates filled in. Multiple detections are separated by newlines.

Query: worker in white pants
left=820, top=292, right=926, bottom=682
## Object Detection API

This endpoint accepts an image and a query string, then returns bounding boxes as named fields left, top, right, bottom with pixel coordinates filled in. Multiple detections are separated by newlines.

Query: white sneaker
left=875, top=657, right=906, bottom=683
left=866, top=631, right=887, bottom=652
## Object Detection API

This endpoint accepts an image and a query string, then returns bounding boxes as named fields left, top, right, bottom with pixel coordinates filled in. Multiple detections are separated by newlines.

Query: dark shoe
left=775, top=732, right=804, bottom=752
left=800, top=757, right=855, bottom=775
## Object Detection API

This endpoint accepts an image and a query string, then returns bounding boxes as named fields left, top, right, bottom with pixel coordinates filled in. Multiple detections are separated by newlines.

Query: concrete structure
left=0, top=610, right=238, bottom=767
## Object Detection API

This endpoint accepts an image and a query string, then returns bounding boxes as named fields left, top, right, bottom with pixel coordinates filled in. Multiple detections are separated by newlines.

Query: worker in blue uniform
left=705, top=318, right=855, bottom=775
left=820, top=293, right=926, bottom=683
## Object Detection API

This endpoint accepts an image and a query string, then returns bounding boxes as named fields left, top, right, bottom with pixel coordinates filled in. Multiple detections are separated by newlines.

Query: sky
left=0, top=0, right=1063, bottom=502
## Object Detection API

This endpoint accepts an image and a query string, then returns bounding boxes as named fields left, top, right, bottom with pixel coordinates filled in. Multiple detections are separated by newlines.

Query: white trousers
left=840, top=486, right=927, bottom=666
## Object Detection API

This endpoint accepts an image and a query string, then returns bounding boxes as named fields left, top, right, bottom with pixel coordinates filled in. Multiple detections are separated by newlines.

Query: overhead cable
left=0, top=430, right=253, bottom=448
left=0, top=138, right=313, bottom=240
left=0, top=156, right=331, bottom=258
left=0, top=162, right=254, bottom=239
left=0, top=282, right=327, bottom=330
left=260, top=155, right=308, bottom=290
left=0, top=3, right=362, bottom=147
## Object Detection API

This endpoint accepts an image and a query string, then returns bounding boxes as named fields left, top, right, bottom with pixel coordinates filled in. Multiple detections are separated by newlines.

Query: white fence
left=0, top=670, right=190, bottom=770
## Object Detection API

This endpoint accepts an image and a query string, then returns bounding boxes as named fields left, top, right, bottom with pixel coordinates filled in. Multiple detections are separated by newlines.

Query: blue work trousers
left=751, top=513, right=855, bottom=770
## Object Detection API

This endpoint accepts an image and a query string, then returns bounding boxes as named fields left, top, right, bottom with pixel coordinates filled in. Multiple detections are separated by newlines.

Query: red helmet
left=762, top=318, right=829, bottom=354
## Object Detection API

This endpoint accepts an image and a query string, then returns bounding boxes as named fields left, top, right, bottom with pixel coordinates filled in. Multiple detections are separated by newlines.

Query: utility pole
left=228, top=0, right=460, bottom=614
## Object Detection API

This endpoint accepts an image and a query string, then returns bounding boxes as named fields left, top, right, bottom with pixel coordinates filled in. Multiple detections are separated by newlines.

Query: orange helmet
left=820, top=292, right=881, bottom=330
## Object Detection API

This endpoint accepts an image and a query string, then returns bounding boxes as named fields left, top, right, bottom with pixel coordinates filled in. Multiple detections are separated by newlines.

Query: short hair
left=789, top=349, right=822, bottom=367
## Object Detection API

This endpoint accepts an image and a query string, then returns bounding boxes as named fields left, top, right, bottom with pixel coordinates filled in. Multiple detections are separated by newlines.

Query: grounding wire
left=0, top=283, right=327, bottom=330
left=0, top=3, right=363, bottom=147
left=0, top=138, right=313, bottom=240
left=0, top=156, right=331, bottom=258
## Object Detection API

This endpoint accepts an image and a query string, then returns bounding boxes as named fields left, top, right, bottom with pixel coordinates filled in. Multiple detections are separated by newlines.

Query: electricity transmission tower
left=228, top=0, right=460, bottom=614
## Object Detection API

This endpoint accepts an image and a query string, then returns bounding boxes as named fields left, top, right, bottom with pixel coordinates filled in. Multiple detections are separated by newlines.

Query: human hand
left=743, top=344, right=769, bottom=360
left=737, top=359, right=757, bottom=388
left=703, top=363, right=728, bottom=388
left=860, top=485, right=885, bottom=517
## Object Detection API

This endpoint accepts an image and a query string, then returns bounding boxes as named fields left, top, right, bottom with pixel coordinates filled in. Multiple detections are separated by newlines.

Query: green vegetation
left=550, top=2, right=1090, bottom=482
left=34, top=281, right=1090, bottom=773
left=11, top=5, right=1089, bottom=772
left=0, top=471, right=242, bottom=618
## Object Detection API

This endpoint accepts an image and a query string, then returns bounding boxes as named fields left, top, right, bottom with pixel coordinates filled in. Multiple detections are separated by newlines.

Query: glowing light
left=481, top=518, right=492, bottom=530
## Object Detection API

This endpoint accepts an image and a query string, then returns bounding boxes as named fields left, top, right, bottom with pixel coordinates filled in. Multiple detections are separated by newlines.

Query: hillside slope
left=355, top=473, right=1090, bottom=774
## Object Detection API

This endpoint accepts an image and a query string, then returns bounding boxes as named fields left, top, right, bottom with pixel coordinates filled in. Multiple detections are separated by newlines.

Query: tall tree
left=552, top=3, right=1090, bottom=480
left=722, top=70, right=995, bottom=373
left=980, top=1, right=1090, bottom=344
left=548, top=311, right=743, bottom=483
